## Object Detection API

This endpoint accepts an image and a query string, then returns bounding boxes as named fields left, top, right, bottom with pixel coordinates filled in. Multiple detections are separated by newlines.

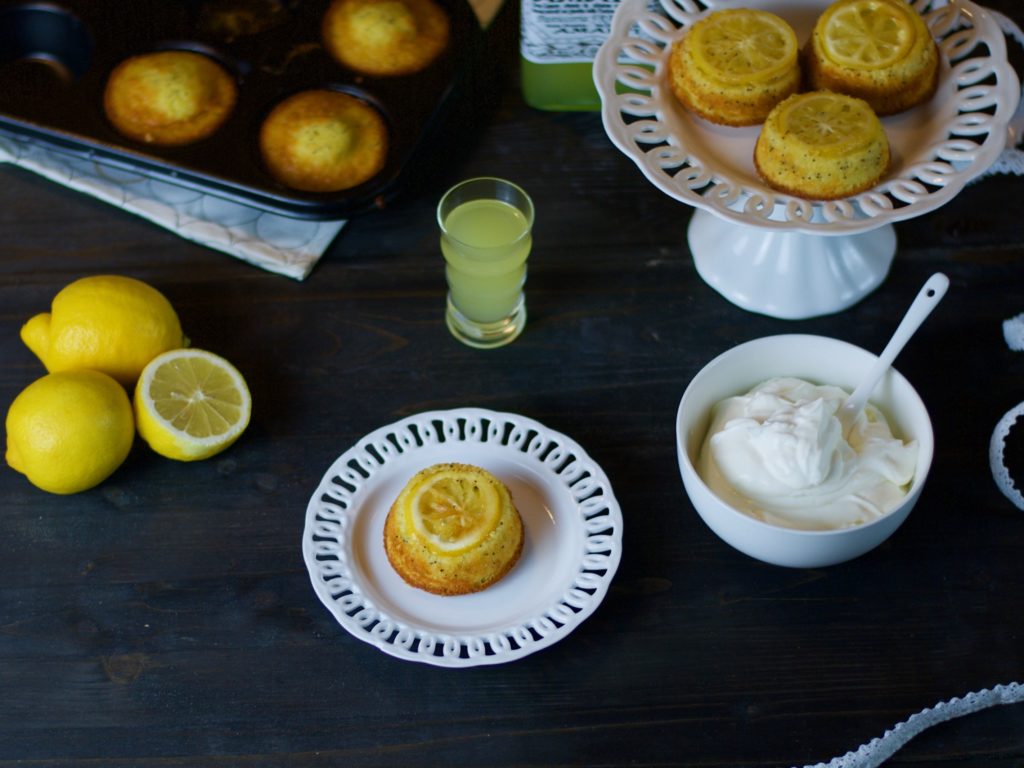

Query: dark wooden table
left=2, top=4, right=1024, bottom=765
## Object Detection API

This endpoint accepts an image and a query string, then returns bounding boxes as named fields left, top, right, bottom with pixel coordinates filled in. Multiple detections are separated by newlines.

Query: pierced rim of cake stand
left=594, top=0, right=1020, bottom=319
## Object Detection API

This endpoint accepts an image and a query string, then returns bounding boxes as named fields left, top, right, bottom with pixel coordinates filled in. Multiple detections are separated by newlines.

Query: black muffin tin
left=0, top=0, right=482, bottom=219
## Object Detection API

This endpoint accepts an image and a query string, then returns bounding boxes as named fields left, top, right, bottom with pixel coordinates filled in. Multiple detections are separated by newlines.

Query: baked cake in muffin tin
left=0, top=0, right=481, bottom=218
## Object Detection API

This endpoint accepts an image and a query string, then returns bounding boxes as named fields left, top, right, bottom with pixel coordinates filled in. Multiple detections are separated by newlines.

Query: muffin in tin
left=103, top=50, right=237, bottom=146
left=322, top=0, right=450, bottom=77
left=259, top=89, right=388, bottom=193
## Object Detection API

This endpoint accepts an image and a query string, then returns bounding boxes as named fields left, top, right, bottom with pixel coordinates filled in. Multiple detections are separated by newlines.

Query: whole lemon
left=21, top=275, right=186, bottom=386
left=5, top=370, right=135, bottom=495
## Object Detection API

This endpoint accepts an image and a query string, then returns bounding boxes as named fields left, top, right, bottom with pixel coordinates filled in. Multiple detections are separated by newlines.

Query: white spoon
left=838, top=272, right=949, bottom=437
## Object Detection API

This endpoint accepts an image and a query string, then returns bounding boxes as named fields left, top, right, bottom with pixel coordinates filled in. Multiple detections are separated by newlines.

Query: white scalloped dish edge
left=595, top=0, right=1021, bottom=234
left=302, top=408, right=624, bottom=667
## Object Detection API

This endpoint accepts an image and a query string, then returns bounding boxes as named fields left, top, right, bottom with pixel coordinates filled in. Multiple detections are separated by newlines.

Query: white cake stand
left=594, top=0, right=1019, bottom=319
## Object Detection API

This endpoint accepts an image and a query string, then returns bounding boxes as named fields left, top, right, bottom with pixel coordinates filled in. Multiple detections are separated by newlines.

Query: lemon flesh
left=819, top=0, right=916, bottom=70
left=5, top=370, right=135, bottom=494
left=20, top=274, right=186, bottom=386
left=689, top=9, right=798, bottom=85
left=134, top=349, right=251, bottom=462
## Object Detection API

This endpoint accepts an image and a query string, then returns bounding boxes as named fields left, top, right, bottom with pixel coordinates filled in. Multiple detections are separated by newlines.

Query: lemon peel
left=21, top=274, right=187, bottom=386
left=5, top=370, right=135, bottom=494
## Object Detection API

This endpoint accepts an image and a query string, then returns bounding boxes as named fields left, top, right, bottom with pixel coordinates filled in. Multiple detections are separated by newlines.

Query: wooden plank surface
left=1, top=1, right=1023, bottom=765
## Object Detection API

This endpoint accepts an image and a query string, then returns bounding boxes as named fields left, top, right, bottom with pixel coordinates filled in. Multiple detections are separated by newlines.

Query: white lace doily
left=953, top=10, right=1022, bottom=518
left=990, top=311, right=1024, bottom=511
left=972, top=9, right=1024, bottom=179
left=768, top=305, right=1024, bottom=768
left=796, top=683, right=1024, bottom=768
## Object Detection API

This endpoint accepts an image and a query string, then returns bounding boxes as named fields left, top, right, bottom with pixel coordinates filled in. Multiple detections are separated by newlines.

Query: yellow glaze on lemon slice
left=407, top=468, right=503, bottom=555
left=818, top=0, right=916, bottom=71
left=777, top=90, right=879, bottom=157
left=689, top=8, right=798, bottom=86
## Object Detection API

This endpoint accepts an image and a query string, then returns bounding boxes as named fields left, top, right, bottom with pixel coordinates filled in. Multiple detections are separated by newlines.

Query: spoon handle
left=839, top=273, right=950, bottom=434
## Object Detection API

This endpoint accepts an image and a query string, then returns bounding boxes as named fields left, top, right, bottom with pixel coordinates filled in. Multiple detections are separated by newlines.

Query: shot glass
left=437, top=177, right=534, bottom=349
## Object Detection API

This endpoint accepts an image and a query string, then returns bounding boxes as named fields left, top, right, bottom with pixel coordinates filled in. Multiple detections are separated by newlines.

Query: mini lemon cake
left=805, top=0, right=939, bottom=116
left=104, top=50, right=237, bottom=146
left=668, top=8, right=801, bottom=127
left=322, top=0, right=450, bottom=77
left=259, top=89, right=388, bottom=193
left=384, top=463, right=524, bottom=596
left=754, top=90, right=890, bottom=199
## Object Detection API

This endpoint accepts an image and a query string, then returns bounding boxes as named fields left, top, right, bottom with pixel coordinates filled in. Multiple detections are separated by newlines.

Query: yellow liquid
left=442, top=199, right=531, bottom=323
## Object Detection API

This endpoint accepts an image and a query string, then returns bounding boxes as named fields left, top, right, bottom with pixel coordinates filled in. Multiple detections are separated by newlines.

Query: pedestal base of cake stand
left=687, top=207, right=897, bottom=320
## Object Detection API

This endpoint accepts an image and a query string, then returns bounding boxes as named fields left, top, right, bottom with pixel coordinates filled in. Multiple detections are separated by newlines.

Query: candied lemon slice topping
left=777, top=92, right=880, bottom=156
left=819, top=0, right=917, bottom=70
left=689, top=9, right=797, bottom=85
left=409, top=469, right=503, bottom=554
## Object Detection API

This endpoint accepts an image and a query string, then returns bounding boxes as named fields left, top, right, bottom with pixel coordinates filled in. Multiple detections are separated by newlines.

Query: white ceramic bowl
left=676, top=334, right=934, bottom=568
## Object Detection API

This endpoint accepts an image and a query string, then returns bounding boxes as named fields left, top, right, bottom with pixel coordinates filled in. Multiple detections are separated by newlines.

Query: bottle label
left=521, top=0, right=620, bottom=64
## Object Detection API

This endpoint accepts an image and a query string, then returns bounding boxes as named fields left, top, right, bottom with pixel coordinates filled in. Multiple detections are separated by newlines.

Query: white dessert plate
left=302, top=408, right=623, bottom=667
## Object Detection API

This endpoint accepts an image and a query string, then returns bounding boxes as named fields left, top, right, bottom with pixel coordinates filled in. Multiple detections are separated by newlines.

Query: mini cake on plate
left=258, top=89, right=388, bottom=193
left=754, top=90, right=890, bottom=199
left=322, top=0, right=450, bottom=77
left=668, top=8, right=801, bottom=127
left=805, top=0, right=939, bottom=115
left=384, top=463, right=524, bottom=596
left=104, top=50, right=237, bottom=146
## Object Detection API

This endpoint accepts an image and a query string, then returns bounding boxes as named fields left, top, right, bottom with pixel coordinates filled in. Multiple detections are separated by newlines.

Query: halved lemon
left=406, top=465, right=503, bottom=554
left=818, top=0, right=917, bottom=70
left=688, top=8, right=798, bottom=85
left=134, top=348, right=251, bottom=461
left=777, top=91, right=881, bottom=156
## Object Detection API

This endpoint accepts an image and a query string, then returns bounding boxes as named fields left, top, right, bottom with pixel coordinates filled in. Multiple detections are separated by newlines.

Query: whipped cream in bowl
left=700, top=377, right=918, bottom=531
left=677, top=335, right=934, bottom=568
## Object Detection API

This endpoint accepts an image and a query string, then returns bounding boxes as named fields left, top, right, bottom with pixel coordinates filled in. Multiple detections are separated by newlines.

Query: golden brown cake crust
left=322, top=0, right=450, bottom=77
left=258, top=89, right=388, bottom=193
left=667, top=9, right=801, bottom=127
left=103, top=51, right=237, bottom=146
left=804, top=0, right=940, bottom=116
left=383, top=463, right=524, bottom=596
left=754, top=91, right=890, bottom=200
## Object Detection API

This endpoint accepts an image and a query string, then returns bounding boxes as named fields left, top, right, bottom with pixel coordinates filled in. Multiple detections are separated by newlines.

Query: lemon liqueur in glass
left=438, top=178, right=534, bottom=348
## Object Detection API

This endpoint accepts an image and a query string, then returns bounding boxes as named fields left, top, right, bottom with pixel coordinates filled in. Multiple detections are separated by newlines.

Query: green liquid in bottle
left=519, top=0, right=616, bottom=112
left=520, top=59, right=600, bottom=112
